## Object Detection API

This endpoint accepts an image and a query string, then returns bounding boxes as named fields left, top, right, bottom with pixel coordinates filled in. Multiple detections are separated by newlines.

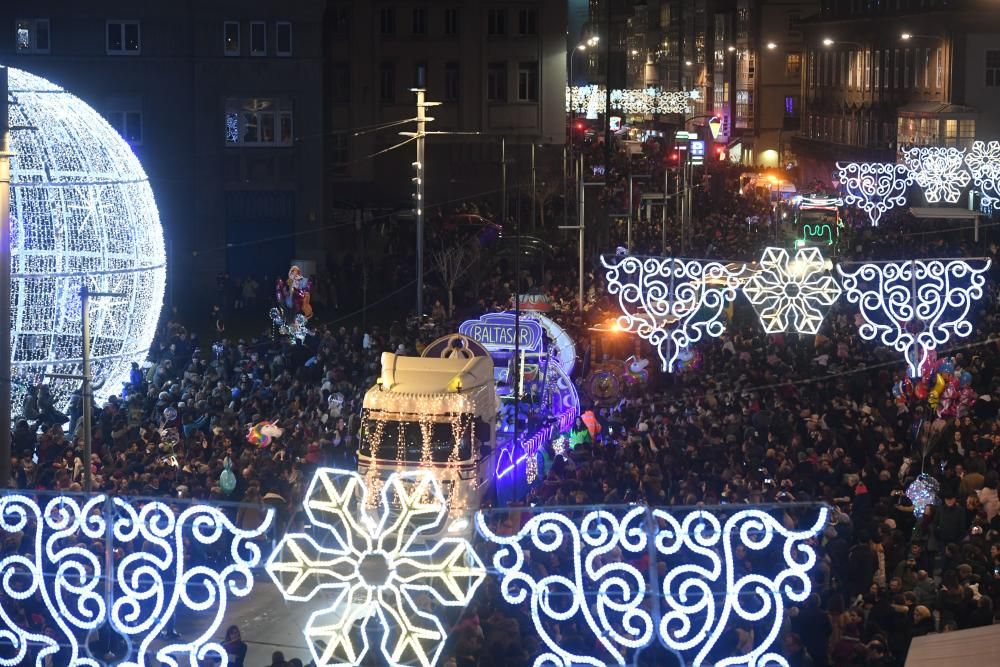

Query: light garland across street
left=566, top=86, right=698, bottom=115
left=836, top=162, right=913, bottom=226
left=743, top=247, right=841, bottom=335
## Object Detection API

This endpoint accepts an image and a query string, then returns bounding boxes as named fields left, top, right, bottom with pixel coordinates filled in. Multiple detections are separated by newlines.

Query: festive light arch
left=966, top=140, right=1000, bottom=212
left=837, top=259, right=990, bottom=377
left=567, top=86, right=698, bottom=116
left=265, top=468, right=486, bottom=667
left=6, top=65, right=166, bottom=414
left=0, top=493, right=272, bottom=666
left=743, top=247, right=841, bottom=335
left=836, top=162, right=913, bottom=226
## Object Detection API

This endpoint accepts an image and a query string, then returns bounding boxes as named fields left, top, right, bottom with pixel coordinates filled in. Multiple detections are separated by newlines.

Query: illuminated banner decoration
left=477, top=504, right=829, bottom=667
left=459, top=313, right=544, bottom=353
left=566, top=86, right=699, bottom=115
left=838, top=259, right=990, bottom=377
left=601, top=255, right=743, bottom=372
left=744, top=247, right=841, bottom=335
left=837, top=162, right=913, bottom=226
left=902, top=146, right=972, bottom=204
left=266, top=468, right=486, bottom=667
left=0, top=493, right=272, bottom=666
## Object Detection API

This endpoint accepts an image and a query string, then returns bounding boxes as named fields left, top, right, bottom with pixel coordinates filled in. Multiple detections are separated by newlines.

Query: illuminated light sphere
left=6, top=66, right=165, bottom=415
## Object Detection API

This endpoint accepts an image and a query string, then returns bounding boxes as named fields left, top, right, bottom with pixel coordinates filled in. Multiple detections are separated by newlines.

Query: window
left=445, top=62, right=460, bottom=101
left=331, top=63, right=350, bottom=102
left=785, top=52, right=801, bottom=78
left=107, top=20, right=140, bottom=55
left=903, top=48, right=910, bottom=88
left=380, top=8, right=396, bottom=35
left=986, top=50, right=1000, bottom=87
left=487, top=62, right=507, bottom=101
left=331, top=133, right=349, bottom=175
left=412, top=8, right=427, bottom=34
left=414, top=62, right=427, bottom=88
left=874, top=50, right=880, bottom=90
left=250, top=21, right=266, bottom=55
left=330, top=5, right=350, bottom=36
left=936, top=48, right=944, bottom=89
left=223, top=21, right=239, bottom=55
left=518, top=8, right=537, bottom=36
left=444, top=8, right=459, bottom=35
left=848, top=51, right=855, bottom=88
left=784, top=95, right=798, bottom=115
left=864, top=49, right=870, bottom=91
left=517, top=61, right=538, bottom=101
left=107, top=110, right=142, bottom=144
left=487, top=8, right=506, bottom=36
left=894, top=49, right=900, bottom=88
left=16, top=18, right=49, bottom=54
left=276, top=22, right=292, bottom=56
left=380, top=62, right=395, bottom=102
left=224, top=98, right=293, bottom=146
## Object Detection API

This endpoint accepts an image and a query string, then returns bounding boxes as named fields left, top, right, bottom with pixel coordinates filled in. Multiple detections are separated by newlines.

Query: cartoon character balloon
left=247, top=420, right=284, bottom=448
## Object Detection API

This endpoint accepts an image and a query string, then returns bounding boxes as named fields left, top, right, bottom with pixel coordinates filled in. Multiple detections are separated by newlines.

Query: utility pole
left=0, top=67, right=11, bottom=489
left=578, top=159, right=585, bottom=311
left=662, top=168, right=669, bottom=253
left=48, top=286, right=124, bottom=493
left=501, top=137, right=507, bottom=227
left=414, top=89, right=427, bottom=319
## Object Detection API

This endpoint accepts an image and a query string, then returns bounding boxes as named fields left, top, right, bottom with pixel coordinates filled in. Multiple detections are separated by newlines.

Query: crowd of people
left=2, top=155, right=999, bottom=666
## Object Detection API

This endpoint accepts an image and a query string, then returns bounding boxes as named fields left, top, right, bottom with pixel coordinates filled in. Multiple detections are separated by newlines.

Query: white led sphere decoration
left=6, top=66, right=165, bottom=414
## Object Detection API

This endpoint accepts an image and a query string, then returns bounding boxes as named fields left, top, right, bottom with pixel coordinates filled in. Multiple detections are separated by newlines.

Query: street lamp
left=767, top=42, right=778, bottom=50
left=822, top=37, right=834, bottom=46
left=727, top=45, right=736, bottom=53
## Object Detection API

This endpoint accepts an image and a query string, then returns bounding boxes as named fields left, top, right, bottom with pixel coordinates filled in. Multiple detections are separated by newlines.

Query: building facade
left=794, top=0, right=1000, bottom=183
left=3, top=1, right=327, bottom=310
left=325, top=1, right=568, bottom=208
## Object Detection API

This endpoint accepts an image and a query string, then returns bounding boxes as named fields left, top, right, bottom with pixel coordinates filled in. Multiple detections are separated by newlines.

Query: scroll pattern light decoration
left=743, top=247, right=841, bottom=335
left=654, top=507, right=828, bottom=667
left=566, top=86, right=697, bottom=115
left=837, top=162, right=914, bottom=226
left=7, top=66, right=166, bottom=416
left=902, top=146, right=972, bottom=204
left=965, top=140, right=1000, bottom=212
left=476, top=507, right=653, bottom=667
left=266, top=468, right=486, bottom=667
left=601, top=255, right=742, bottom=372
left=0, top=493, right=272, bottom=667
left=476, top=505, right=828, bottom=667
left=838, top=259, right=990, bottom=377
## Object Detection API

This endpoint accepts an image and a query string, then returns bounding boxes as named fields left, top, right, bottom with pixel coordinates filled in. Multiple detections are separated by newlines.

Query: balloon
left=892, top=383, right=902, bottom=398
left=914, top=381, right=929, bottom=400
left=247, top=420, right=284, bottom=448
left=294, top=313, right=307, bottom=328
left=960, top=371, right=972, bottom=387
left=269, top=307, right=284, bottom=325
left=933, top=373, right=946, bottom=395
left=219, top=457, right=236, bottom=494
left=938, top=359, right=955, bottom=375
left=921, top=350, right=938, bottom=380
left=163, top=407, right=177, bottom=422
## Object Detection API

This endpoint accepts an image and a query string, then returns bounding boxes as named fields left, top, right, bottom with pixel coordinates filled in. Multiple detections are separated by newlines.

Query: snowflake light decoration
left=743, top=247, right=841, bottom=335
left=7, top=66, right=165, bottom=417
left=837, top=162, right=914, bottom=226
left=838, top=259, right=990, bottom=377
left=566, top=86, right=695, bottom=115
left=266, top=468, right=486, bottom=667
left=902, top=146, right=972, bottom=204
left=965, top=140, right=1000, bottom=212
left=476, top=505, right=828, bottom=667
left=601, top=254, right=742, bottom=372
left=0, top=492, right=272, bottom=667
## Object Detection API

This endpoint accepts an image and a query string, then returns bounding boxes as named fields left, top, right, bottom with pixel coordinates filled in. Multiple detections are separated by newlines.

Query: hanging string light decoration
left=566, top=86, right=696, bottom=115
left=838, top=259, right=990, bottom=377
left=906, top=474, right=939, bottom=518
left=965, top=140, right=1000, bottom=212
left=836, top=162, right=914, bottom=226
left=902, top=146, right=972, bottom=204
left=6, top=66, right=166, bottom=416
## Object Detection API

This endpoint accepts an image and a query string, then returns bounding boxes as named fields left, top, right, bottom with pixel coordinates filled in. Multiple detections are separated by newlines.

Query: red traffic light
left=575, top=121, right=584, bottom=130
left=671, top=152, right=679, bottom=161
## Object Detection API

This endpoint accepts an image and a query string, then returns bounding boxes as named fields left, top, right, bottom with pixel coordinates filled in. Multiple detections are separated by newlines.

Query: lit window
left=107, top=20, right=140, bottom=55
left=276, top=22, right=292, bottom=56
left=223, top=98, right=294, bottom=146
left=16, top=18, right=50, bottom=54
left=223, top=21, right=239, bottom=56
left=785, top=52, right=801, bottom=78
left=250, top=21, right=266, bottom=55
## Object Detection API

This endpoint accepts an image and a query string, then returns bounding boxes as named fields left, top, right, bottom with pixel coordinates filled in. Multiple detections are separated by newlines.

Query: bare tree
left=433, top=240, right=480, bottom=317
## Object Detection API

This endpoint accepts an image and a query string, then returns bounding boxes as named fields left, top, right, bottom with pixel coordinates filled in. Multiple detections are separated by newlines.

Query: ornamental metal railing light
left=0, top=489, right=274, bottom=667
